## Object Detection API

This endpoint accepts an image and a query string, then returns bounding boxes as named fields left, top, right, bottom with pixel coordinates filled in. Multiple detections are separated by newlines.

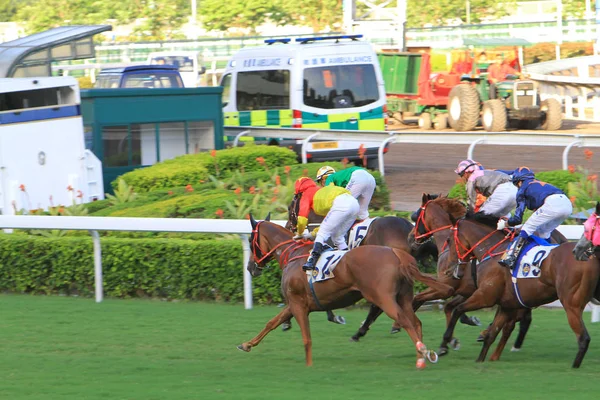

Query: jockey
left=293, top=177, right=360, bottom=271
left=455, top=159, right=517, bottom=217
left=316, top=165, right=376, bottom=220
left=496, top=167, right=573, bottom=269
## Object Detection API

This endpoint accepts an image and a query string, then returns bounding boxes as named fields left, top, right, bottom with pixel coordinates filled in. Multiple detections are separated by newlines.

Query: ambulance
left=220, top=35, right=388, bottom=167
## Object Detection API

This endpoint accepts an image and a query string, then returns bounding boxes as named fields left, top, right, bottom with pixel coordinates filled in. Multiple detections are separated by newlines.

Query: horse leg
left=476, top=307, right=514, bottom=363
left=327, top=310, right=346, bottom=325
left=290, top=303, right=314, bottom=367
left=563, top=304, right=591, bottom=368
left=489, top=310, right=519, bottom=361
left=511, top=308, right=532, bottom=351
left=439, top=290, right=494, bottom=356
left=350, top=304, right=384, bottom=342
left=238, top=306, right=293, bottom=352
left=282, top=317, right=292, bottom=332
left=442, top=295, right=467, bottom=352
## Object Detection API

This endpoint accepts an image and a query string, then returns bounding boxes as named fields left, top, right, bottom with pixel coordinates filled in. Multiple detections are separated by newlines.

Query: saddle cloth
left=348, top=217, right=378, bottom=249
left=309, top=249, right=349, bottom=282
left=512, top=236, right=558, bottom=279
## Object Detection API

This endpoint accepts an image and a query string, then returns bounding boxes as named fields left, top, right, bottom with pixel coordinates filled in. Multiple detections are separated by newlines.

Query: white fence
left=225, top=127, right=600, bottom=175
left=0, top=216, right=597, bottom=322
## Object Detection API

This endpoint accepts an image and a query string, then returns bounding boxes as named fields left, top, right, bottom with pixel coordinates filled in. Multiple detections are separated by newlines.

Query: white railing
left=0, top=216, right=597, bottom=321
left=225, top=127, right=600, bottom=175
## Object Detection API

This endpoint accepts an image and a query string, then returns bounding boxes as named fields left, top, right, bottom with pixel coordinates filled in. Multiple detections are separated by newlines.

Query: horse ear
left=421, top=193, right=428, bottom=204
left=265, top=212, right=271, bottom=222
left=249, top=213, right=257, bottom=229
left=596, top=202, right=600, bottom=214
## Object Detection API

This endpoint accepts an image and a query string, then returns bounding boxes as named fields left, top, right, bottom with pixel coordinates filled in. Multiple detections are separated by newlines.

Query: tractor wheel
left=433, top=114, right=448, bottom=130
left=418, top=113, right=432, bottom=130
left=540, top=98, right=562, bottom=131
left=481, top=99, right=507, bottom=132
left=448, top=84, right=480, bottom=132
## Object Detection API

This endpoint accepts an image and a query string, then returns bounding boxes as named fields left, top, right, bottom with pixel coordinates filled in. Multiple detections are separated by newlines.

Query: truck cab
left=95, top=65, right=184, bottom=89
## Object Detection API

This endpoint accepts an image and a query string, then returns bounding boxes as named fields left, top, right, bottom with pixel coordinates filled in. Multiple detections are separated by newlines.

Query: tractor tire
left=418, top=113, right=432, bottom=130
left=481, top=99, right=507, bottom=132
left=540, top=98, right=562, bottom=131
left=433, top=114, right=448, bottom=130
left=448, top=84, right=480, bottom=132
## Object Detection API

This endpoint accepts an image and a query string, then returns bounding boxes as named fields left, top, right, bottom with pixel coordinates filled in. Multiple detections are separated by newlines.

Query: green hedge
left=0, top=234, right=284, bottom=303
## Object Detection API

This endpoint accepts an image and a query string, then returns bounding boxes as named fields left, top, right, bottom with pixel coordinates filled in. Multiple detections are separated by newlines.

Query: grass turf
left=0, top=294, right=598, bottom=400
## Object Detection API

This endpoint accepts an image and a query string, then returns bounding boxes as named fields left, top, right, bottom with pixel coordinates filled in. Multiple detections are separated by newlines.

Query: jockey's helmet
left=316, top=166, right=336, bottom=183
left=295, top=176, right=317, bottom=194
left=511, top=166, right=535, bottom=184
left=455, top=159, right=483, bottom=177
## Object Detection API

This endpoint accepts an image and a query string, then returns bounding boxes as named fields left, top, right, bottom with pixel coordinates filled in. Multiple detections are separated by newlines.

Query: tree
left=405, top=0, right=516, bottom=28
left=129, top=0, right=190, bottom=40
left=200, top=0, right=289, bottom=34
left=281, top=0, right=342, bottom=32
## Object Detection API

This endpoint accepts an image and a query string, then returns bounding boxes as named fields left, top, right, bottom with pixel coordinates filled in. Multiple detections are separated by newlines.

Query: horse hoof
left=511, top=346, right=521, bottom=352
left=237, top=344, right=251, bottom=352
left=350, top=336, right=359, bottom=343
left=333, top=315, right=346, bottom=325
left=416, top=341, right=427, bottom=354
left=470, top=316, right=482, bottom=326
left=282, top=322, right=292, bottom=332
left=438, top=347, right=449, bottom=357
left=476, top=334, right=485, bottom=342
left=390, top=327, right=401, bottom=334
left=427, top=351, right=439, bottom=364
left=450, top=338, right=461, bottom=351
left=416, top=358, right=427, bottom=370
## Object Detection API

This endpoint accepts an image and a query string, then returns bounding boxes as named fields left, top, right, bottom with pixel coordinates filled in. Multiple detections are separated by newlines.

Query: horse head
left=247, top=212, right=272, bottom=277
left=285, top=194, right=301, bottom=231
left=573, top=202, right=600, bottom=261
left=408, top=194, right=464, bottom=250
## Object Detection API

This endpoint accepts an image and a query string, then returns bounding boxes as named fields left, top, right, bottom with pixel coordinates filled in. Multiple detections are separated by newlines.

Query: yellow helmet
left=316, top=166, right=336, bottom=183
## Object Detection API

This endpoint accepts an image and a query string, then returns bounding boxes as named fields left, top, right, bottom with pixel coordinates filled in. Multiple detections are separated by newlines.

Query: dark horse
left=440, top=209, right=600, bottom=367
left=285, top=193, right=440, bottom=340
left=573, top=202, right=600, bottom=262
left=239, top=214, right=454, bottom=368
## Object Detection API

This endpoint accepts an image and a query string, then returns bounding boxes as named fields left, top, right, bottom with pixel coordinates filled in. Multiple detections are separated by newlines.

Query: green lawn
left=0, top=295, right=598, bottom=400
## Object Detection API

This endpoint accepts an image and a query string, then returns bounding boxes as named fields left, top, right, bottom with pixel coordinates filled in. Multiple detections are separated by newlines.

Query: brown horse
left=573, top=202, right=600, bottom=262
left=239, top=214, right=454, bottom=368
left=285, top=193, right=439, bottom=340
left=440, top=211, right=600, bottom=368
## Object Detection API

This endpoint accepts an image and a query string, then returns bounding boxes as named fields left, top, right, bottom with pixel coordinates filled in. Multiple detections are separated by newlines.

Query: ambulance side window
left=236, top=70, right=290, bottom=111
left=221, top=73, right=232, bottom=107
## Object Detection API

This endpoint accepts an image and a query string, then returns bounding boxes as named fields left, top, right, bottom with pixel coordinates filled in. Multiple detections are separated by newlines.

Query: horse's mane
left=430, top=195, right=467, bottom=223
left=464, top=210, right=499, bottom=228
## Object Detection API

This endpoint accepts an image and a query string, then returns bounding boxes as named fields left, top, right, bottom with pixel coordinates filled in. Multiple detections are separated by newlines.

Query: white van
left=147, top=51, right=206, bottom=88
left=220, top=35, right=388, bottom=167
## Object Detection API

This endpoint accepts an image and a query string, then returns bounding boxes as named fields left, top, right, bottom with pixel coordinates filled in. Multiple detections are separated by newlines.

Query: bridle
left=250, top=221, right=312, bottom=271
left=451, top=219, right=516, bottom=264
left=413, top=200, right=453, bottom=245
left=287, top=194, right=301, bottom=232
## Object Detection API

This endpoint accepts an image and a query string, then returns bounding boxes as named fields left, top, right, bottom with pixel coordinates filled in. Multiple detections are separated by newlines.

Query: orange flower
left=358, top=144, right=366, bottom=159
left=256, top=157, right=266, bottom=166
left=568, top=165, right=576, bottom=174
left=273, top=187, right=280, bottom=195
left=302, top=168, right=309, bottom=176
left=168, top=191, right=174, bottom=195
left=249, top=186, right=256, bottom=195
left=66, top=185, right=73, bottom=192
left=342, top=158, right=349, bottom=167
left=234, top=187, right=242, bottom=196
left=270, top=196, right=277, bottom=203
left=284, top=166, right=291, bottom=175
left=587, top=174, right=598, bottom=181
left=210, top=149, right=217, bottom=157
left=58, top=206, right=65, bottom=214
left=185, top=184, right=193, bottom=192
left=275, top=175, right=281, bottom=185
left=584, top=149, right=593, bottom=160
left=570, top=196, right=577, bottom=205
left=19, top=184, right=26, bottom=192
left=245, top=214, right=250, bottom=219
left=199, top=180, right=205, bottom=183
left=76, top=190, right=83, bottom=198
left=215, top=209, right=224, bottom=218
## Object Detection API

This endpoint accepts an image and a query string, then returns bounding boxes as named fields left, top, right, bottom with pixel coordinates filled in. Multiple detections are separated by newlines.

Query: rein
left=452, top=219, right=516, bottom=263
left=251, top=222, right=311, bottom=268
left=414, top=200, right=453, bottom=242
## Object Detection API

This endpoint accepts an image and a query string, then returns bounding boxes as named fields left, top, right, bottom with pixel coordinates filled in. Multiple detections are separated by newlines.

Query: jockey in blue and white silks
left=496, top=167, right=573, bottom=269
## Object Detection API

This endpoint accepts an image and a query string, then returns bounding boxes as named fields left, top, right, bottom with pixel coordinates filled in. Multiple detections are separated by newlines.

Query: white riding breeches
left=479, top=181, right=517, bottom=217
left=345, top=169, right=376, bottom=220
left=315, top=193, right=360, bottom=250
left=521, top=194, right=573, bottom=239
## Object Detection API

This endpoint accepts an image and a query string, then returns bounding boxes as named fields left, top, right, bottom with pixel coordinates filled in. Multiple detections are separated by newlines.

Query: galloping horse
left=239, top=214, right=454, bottom=368
left=440, top=211, right=600, bottom=368
left=285, top=193, right=439, bottom=340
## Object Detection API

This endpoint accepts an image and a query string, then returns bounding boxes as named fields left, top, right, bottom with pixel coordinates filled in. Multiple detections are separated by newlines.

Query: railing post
left=233, top=130, right=250, bottom=147
left=467, top=138, right=486, bottom=160
left=562, top=139, right=582, bottom=170
left=301, top=133, right=321, bottom=164
left=89, top=230, right=103, bottom=303
left=240, top=234, right=253, bottom=310
left=378, top=134, right=397, bottom=176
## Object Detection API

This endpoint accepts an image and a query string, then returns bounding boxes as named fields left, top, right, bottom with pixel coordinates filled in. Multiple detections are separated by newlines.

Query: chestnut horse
left=285, top=193, right=440, bottom=340
left=441, top=211, right=600, bottom=368
left=239, top=214, right=454, bottom=368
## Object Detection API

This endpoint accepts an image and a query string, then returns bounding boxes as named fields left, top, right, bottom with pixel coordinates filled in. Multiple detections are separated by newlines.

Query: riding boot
left=498, top=236, right=527, bottom=269
left=303, top=242, right=325, bottom=271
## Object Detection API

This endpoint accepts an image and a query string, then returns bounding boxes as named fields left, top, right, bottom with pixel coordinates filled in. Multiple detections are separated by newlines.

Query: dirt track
left=383, top=138, right=599, bottom=212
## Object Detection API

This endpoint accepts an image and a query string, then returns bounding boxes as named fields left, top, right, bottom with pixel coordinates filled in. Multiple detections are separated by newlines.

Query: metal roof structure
left=0, top=25, right=112, bottom=78
left=462, top=38, right=533, bottom=47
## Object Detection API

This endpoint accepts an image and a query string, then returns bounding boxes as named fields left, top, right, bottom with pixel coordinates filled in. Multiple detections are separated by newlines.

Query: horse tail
left=391, top=248, right=455, bottom=298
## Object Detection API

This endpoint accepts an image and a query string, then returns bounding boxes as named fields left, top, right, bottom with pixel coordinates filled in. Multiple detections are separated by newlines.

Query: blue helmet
left=511, top=166, right=535, bottom=184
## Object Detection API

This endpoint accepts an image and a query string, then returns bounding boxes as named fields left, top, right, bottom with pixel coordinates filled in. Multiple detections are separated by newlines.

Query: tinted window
left=122, top=73, right=183, bottom=88
left=150, top=56, right=195, bottom=72
left=303, top=64, right=379, bottom=109
left=95, top=76, right=120, bottom=88
left=236, top=70, right=290, bottom=111
left=220, top=73, right=231, bottom=107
